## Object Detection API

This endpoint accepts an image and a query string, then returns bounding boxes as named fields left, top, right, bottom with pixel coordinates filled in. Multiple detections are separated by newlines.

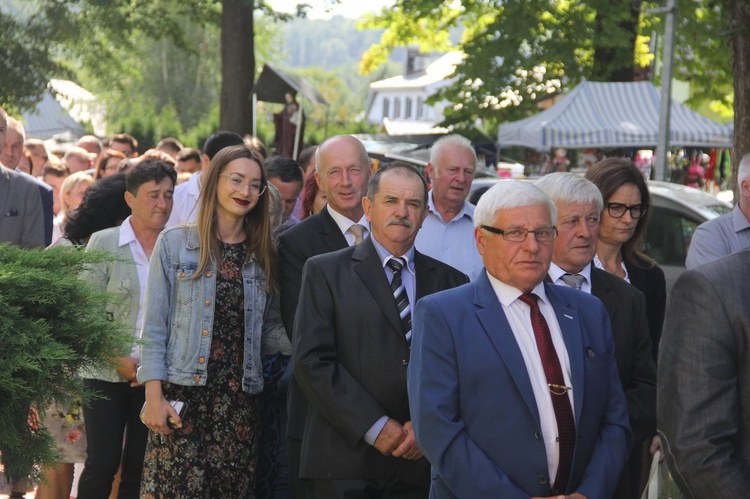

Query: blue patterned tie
left=386, top=257, right=412, bottom=343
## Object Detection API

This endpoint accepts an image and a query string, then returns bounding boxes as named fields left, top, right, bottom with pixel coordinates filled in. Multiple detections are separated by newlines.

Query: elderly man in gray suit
left=658, top=248, right=750, bottom=497
left=0, top=107, right=44, bottom=249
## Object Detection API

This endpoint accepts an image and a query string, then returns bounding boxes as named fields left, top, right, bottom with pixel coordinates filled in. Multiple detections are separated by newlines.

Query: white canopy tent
left=496, top=80, right=733, bottom=151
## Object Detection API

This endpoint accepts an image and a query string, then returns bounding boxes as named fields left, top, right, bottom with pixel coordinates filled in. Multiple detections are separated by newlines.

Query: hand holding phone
left=166, top=400, right=188, bottom=429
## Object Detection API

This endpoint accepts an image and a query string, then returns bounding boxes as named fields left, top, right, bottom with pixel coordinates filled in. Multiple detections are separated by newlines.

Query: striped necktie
left=386, top=257, right=412, bottom=343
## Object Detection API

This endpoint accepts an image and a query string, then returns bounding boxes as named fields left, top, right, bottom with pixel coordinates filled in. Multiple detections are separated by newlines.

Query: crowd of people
left=2, top=101, right=750, bottom=499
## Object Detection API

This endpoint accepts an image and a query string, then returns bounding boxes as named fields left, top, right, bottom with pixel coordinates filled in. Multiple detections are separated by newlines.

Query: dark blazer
left=278, top=207, right=349, bottom=440
left=409, top=273, right=631, bottom=498
left=624, top=256, right=666, bottom=363
left=591, top=267, right=656, bottom=499
left=658, top=249, right=750, bottom=497
left=590, top=267, right=656, bottom=444
left=0, top=165, right=45, bottom=248
left=292, top=237, right=468, bottom=483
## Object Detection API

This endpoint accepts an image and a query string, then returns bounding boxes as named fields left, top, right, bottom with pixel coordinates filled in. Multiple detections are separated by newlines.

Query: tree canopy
left=359, top=0, right=737, bottom=134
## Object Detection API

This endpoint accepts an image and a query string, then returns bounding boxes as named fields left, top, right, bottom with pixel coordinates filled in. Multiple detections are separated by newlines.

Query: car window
left=644, top=207, right=700, bottom=266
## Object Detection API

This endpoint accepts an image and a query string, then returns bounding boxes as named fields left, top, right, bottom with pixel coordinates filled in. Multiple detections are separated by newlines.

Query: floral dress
left=42, top=400, right=87, bottom=462
left=141, top=241, right=260, bottom=497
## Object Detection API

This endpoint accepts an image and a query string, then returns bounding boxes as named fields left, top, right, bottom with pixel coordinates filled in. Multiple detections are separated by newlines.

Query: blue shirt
left=415, top=190, right=483, bottom=280
left=685, top=203, right=750, bottom=269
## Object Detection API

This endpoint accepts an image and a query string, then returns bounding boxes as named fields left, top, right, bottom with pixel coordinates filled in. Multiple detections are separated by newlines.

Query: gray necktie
left=560, top=273, right=585, bottom=290
left=349, top=224, right=365, bottom=245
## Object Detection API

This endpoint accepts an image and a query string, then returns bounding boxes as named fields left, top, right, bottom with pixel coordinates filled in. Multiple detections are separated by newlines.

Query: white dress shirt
left=165, top=170, right=202, bottom=228
left=326, top=204, right=369, bottom=245
left=119, top=216, right=150, bottom=358
left=486, top=272, right=575, bottom=485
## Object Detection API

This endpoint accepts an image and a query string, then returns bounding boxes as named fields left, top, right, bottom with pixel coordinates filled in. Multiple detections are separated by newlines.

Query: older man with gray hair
left=415, top=134, right=483, bottom=280
left=536, top=172, right=656, bottom=499
left=686, top=153, right=750, bottom=269
left=408, top=179, right=630, bottom=498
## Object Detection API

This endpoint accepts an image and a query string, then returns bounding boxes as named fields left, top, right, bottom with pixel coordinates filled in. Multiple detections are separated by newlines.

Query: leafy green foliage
left=0, top=245, right=133, bottom=481
left=361, top=0, right=734, bottom=130
left=0, top=11, right=66, bottom=112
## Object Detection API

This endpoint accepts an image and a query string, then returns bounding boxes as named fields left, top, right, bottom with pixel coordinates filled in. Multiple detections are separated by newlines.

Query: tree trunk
left=220, top=0, right=255, bottom=135
left=730, top=0, right=750, bottom=196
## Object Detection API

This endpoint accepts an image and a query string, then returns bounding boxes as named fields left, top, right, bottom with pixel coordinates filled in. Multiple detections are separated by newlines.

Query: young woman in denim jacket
left=137, top=145, right=290, bottom=497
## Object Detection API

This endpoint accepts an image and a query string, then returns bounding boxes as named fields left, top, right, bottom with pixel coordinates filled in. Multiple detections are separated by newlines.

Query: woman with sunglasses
left=585, top=158, right=666, bottom=363
left=137, top=145, right=289, bottom=496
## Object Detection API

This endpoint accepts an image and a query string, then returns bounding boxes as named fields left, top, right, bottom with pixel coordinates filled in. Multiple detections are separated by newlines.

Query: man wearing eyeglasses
left=408, top=180, right=630, bottom=499
left=536, top=173, right=656, bottom=499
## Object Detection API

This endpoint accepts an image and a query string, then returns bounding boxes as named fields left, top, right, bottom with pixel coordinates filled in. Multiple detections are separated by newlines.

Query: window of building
left=405, top=97, right=413, bottom=119
left=382, top=97, right=390, bottom=119
left=393, top=97, right=401, bottom=118
left=417, top=97, right=424, bottom=119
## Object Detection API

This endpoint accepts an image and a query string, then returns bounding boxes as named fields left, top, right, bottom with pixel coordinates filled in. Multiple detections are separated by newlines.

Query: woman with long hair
left=137, top=145, right=289, bottom=496
left=585, top=158, right=666, bottom=360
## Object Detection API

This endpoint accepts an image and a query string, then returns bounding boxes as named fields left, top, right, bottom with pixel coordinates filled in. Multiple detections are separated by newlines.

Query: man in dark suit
left=536, top=173, right=656, bottom=499
left=0, top=108, right=45, bottom=249
left=292, top=163, right=468, bottom=498
left=658, top=248, right=750, bottom=497
left=278, top=135, right=373, bottom=497
left=409, top=180, right=630, bottom=498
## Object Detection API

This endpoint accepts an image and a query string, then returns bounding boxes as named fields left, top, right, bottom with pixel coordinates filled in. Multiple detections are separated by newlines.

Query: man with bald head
left=278, top=135, right=373, bottom=497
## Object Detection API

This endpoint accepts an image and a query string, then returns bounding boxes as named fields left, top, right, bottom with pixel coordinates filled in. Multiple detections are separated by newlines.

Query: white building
left=365, top=51, right=463, bottom=135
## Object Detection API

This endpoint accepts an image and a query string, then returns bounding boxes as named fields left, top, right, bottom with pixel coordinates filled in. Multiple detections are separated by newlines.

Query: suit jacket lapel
left=473, top=273, right=542, bottom=427
left=352, top=238, right=403, bottom=335
left=414, top=250, right=438, bottom=300
left=317, top=207, right=350, bottom=252
left=545, top=282, right=585, bottom=421
left=590, top=267, right=618, bottom=324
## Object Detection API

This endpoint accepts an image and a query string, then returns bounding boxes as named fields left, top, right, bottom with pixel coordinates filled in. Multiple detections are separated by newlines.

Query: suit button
left=194, top=376, right=200, bottom=382
left=402, top=359, right=408, bottom=366
left=198, top=357, right=205, bottom=364
left=202, top=329, right=209, bottom=336
left=205, top=300, right=211, bottom=306
left=206, top=271, right=212, bottom=277
left=534, top=431, right=542, bottom=440
left=538, top=475, right=548, bottom=485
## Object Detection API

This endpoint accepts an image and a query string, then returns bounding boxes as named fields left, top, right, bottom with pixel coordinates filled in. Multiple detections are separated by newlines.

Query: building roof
left=370, top=52, right=464, bottom=91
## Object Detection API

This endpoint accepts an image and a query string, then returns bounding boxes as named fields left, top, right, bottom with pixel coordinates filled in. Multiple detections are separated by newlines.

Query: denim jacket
left=137, top=225, right=287, bottom=394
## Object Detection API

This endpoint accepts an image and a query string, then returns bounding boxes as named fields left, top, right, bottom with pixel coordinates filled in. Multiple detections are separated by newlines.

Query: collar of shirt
left=732, top=202, right=750, bottom=233
left=548, top=262, right=592, bottom=294
left=371, top=236, right=417, bottom=277
left=184, top=170, right=203, bottom=199
left=427, top=190, right=475, bottom=224
left=485, top=270, right=549, bottom=308
left=326, top=204, right=369, bottom=243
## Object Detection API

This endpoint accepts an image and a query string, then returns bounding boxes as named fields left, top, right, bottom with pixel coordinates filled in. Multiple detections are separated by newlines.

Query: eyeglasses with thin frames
left=606, top=203, right=647, bottom=219
left=481, top=225, right=558, bottom=242
left=219, top=173, right=267, bottom=196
